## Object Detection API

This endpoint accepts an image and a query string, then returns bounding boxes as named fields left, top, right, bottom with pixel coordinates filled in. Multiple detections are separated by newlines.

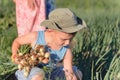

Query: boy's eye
left=62, top=39, right=67, bottom=41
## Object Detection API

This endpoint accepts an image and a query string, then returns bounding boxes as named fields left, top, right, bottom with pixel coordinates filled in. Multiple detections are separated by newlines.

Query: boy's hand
left=64, top=69, right=77, bottom=80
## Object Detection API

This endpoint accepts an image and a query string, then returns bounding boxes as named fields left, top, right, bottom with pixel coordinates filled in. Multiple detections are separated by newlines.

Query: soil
left=4, top=73, right=17, bottom=80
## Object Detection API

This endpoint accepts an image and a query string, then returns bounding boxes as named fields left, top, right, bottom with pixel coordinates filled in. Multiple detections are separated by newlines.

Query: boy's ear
left=46, top=29, right=54, bottom=32
left=46, top=29, right=58, bottom=34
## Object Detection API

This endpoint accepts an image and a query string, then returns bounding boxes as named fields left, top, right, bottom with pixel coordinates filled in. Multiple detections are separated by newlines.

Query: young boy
left=12, top=8, right=87, bottom=80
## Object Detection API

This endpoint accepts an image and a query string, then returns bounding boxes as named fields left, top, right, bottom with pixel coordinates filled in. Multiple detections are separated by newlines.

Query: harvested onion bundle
left=14, top=45, right=50, bottom=77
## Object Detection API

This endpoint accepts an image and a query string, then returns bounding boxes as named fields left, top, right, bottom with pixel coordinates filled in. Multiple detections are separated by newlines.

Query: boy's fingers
left=11, top=54, right=16, bottom=62
left=42, top=58, right=49, bottom=64
left=11, top=54, right=19, bottom=64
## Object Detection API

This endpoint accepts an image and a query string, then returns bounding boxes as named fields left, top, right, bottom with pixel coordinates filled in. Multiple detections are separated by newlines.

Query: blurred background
left=0, top=0, right=120, bottom=80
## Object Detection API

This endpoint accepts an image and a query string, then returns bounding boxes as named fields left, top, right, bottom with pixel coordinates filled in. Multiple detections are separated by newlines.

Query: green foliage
left=72, top=8, right=120, bottom=80
left=104, top=53, right=120, bottom=80
left=55, top=0, right=120, bottom=12
left=0, top=0, right=17, bottom=79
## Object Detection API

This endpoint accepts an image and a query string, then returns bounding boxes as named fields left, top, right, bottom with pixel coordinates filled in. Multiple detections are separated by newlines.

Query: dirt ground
left=4, top=73, right=17, bottom=80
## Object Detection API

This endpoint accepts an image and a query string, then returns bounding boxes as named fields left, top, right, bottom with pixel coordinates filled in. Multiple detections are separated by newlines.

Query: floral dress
left=15, top=0, right=55, bottom=36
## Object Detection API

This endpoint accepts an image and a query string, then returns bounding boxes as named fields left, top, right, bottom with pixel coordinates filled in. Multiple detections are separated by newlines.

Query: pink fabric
left=15, top=0, right=46, bottom=36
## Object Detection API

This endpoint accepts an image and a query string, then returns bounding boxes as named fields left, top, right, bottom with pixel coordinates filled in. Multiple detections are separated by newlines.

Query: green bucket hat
left=41, top=8, right=87, bottom=33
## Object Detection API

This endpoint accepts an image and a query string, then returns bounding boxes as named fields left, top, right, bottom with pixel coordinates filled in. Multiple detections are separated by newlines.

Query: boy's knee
left=31, top=71, right=45, bottom=80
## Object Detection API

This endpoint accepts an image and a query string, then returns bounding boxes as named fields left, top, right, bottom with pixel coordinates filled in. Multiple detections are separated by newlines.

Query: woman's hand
left=27, top=0, right=35, bottom=10
left=27, top=0, right=40, bottom=10
left=13, top=0, right=16, bottom=3
left=13, top=0, right=39, bottom=10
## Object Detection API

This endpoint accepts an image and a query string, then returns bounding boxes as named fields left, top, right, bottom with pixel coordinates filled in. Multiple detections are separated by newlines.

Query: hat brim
left=41, top=18, right=87, bottom=33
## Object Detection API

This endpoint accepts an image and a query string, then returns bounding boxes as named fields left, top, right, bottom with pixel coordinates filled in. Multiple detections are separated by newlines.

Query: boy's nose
left=65, top=40, right=70, bottom=45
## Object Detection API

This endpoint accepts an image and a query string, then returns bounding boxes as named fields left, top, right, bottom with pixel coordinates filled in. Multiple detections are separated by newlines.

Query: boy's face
left=53, top=30, right=74, bottom=47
